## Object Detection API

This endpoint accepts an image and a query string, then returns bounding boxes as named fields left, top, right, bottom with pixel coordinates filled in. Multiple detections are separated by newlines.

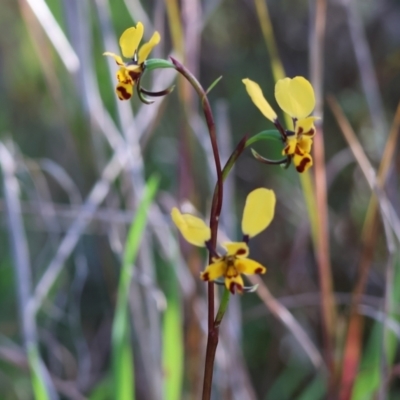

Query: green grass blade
left=163, top=288, right=183, bottom=400
left=27, top=345, right=51, bottom=400
left=352, top=254, right=400, bottom=399
left=112, top=175, right=160, bottom=400
left=205, top=76, right=223, bottom=95
left=266, top=360, right=310, bottom=400
left=297, top=373, right=327, bottom=400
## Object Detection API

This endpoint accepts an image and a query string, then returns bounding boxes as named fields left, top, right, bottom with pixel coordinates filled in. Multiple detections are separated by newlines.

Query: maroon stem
left=170, top=57, right=224, bottom=400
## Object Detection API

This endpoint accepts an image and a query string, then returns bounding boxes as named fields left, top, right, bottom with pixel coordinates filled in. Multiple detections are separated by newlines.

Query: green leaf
left=245, top=130, right=282, bottom=147
left=205, top=76, right=223, bottom=95
left=145, top=58, right=176, bottom=71
left=112, top=175, right=160, bottom=400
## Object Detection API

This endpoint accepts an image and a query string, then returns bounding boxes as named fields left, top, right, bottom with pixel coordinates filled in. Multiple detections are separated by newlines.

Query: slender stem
left=171, top=58, right=275, bottom=399
left=202, top=132, right=254, bottom=399
left=170, top=57, right=224, bottom=400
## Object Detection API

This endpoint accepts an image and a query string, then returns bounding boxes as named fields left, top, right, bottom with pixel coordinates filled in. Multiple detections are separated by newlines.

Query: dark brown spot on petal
left=255, top=267, right=264, bottom=274
left=304, top=128, right=315, bottom=136
left=229, top=282, right=243, bottom=295
left=295, top=145, right=305, bottom=156
left=296, top=156, right=311, bottom=173
left=297, top=127, right=303, bottom=135
left=201, top=272, right=210, bottom=281
left=128, top=70, right=141, bottom=81
left=236, top=248, right=247, bottom=256
left=117, top=86, right=132, bottom=100
left=283, top=145, right=291, bottom=155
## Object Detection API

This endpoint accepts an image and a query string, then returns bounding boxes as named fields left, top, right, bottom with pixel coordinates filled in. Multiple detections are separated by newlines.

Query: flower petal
left=242, top=79, right=277, bottom=122
left=241, top=188, right=276, bottom=238
left=296, top=117, right=318, bottom=137
left=138, top=31, right=161, bottom=64
left=171, top=207, right=211, bottom=247
left=117, top=68, right=133, bottom=84
left=225, top=274, right=244, bottom=294
left=103, top=52, right=124, bottom=66
left=222, top=242, right=249, bottom=258
left=293, top=153, right=313, bottom=173
left=275, top=77, right=315, bottom=119
left=116, top=82, right=133, bottom=101
left=119, top=23, right=144, bottom=59
left=297, top=136, right=313, bottom=154
left=235, top=258, right=266, bottom=275
left=200, top=260, right=226, bottom=281
left=282, top=136, right=297, bottom=156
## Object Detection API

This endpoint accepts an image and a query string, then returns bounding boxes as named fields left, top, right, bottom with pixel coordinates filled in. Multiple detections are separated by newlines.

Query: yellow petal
left=275, top=77, right=315, bottom=119
left=293, top=153, right=313, bottom=173
left=282, top=136, right=297, bottom=156
left=138, top=31, right=161, bottom=64
left=125, top=64, right=142, bottom=73
left=200, top=260, right=226, bottom=281
left=222, top=242, right=249, bottom=258
left=242, top=79, right=277, bottom=122
left=116, top=82, right=133, bottom=101
left=225, top=274, right=244, bottom=294
left=241, top=188, right=276, bottom=238
left=297, top=136, right=313, bottom=154
left=119, top=23, right=144, bottom=59
left=103, top=52, right=124, bottom=66
left=117, top=68, right=133, bottom=84
left=171, top=207, right=211, bottom=247
left=235, top=258, right=266, bottom=275
left=296, top=117, right=318, bottom=137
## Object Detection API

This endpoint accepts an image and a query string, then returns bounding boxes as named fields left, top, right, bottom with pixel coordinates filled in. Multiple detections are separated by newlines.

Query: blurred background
left=1, top=0, right=400, bottom=399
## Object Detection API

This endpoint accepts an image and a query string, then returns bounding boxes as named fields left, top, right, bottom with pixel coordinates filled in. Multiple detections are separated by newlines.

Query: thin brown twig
left=328, top=96, right=399, bottom=399
left=248, top=275, right=326, bottom=370
left=309, top=0, right=336, bottom=377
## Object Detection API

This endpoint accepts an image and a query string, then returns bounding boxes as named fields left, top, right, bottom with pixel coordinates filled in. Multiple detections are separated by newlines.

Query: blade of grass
left=352, top=257, right=400, bottom=399
left=344, top=0, right=387, bottom=137
left=247, top=275, right=325, bottom=370
left=0, top=143, right=56, bottom=400
left=165, top=0, right=184, bottom=59
left=327, top=97, right=400, bottom=241
left=112, top=175, right=159, bottom=400
left=309, top=0, right=336, bottom=375
left=162, top=266, right=183, bottom=400
left=22, top=0, right=79, bottom=73
left=253, top=0, right=334, bottom=370
left=297, top=373, right=327, bottom=400
left=338, top=102, right=400, bottom=399
left=328, top=96, right=400, bottom=399
left=267, top=360, right=311, bottom=400
left=252, top=0, right=318, bottom=246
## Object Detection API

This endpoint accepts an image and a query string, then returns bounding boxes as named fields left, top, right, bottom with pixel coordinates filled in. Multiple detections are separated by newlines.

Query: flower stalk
left=170, top=56, right=224, bottom=399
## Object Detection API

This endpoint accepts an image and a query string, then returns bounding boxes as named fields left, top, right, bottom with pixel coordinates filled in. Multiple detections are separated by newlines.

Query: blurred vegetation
left=1, top=0, right=400, bottom=399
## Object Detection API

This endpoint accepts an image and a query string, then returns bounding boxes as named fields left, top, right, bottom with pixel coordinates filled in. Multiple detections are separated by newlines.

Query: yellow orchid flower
left=243, top=77, right=317, bottom=173
left=104, top=22, right=160, bottom=101
left=171, top=188, right=276, bottom=294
